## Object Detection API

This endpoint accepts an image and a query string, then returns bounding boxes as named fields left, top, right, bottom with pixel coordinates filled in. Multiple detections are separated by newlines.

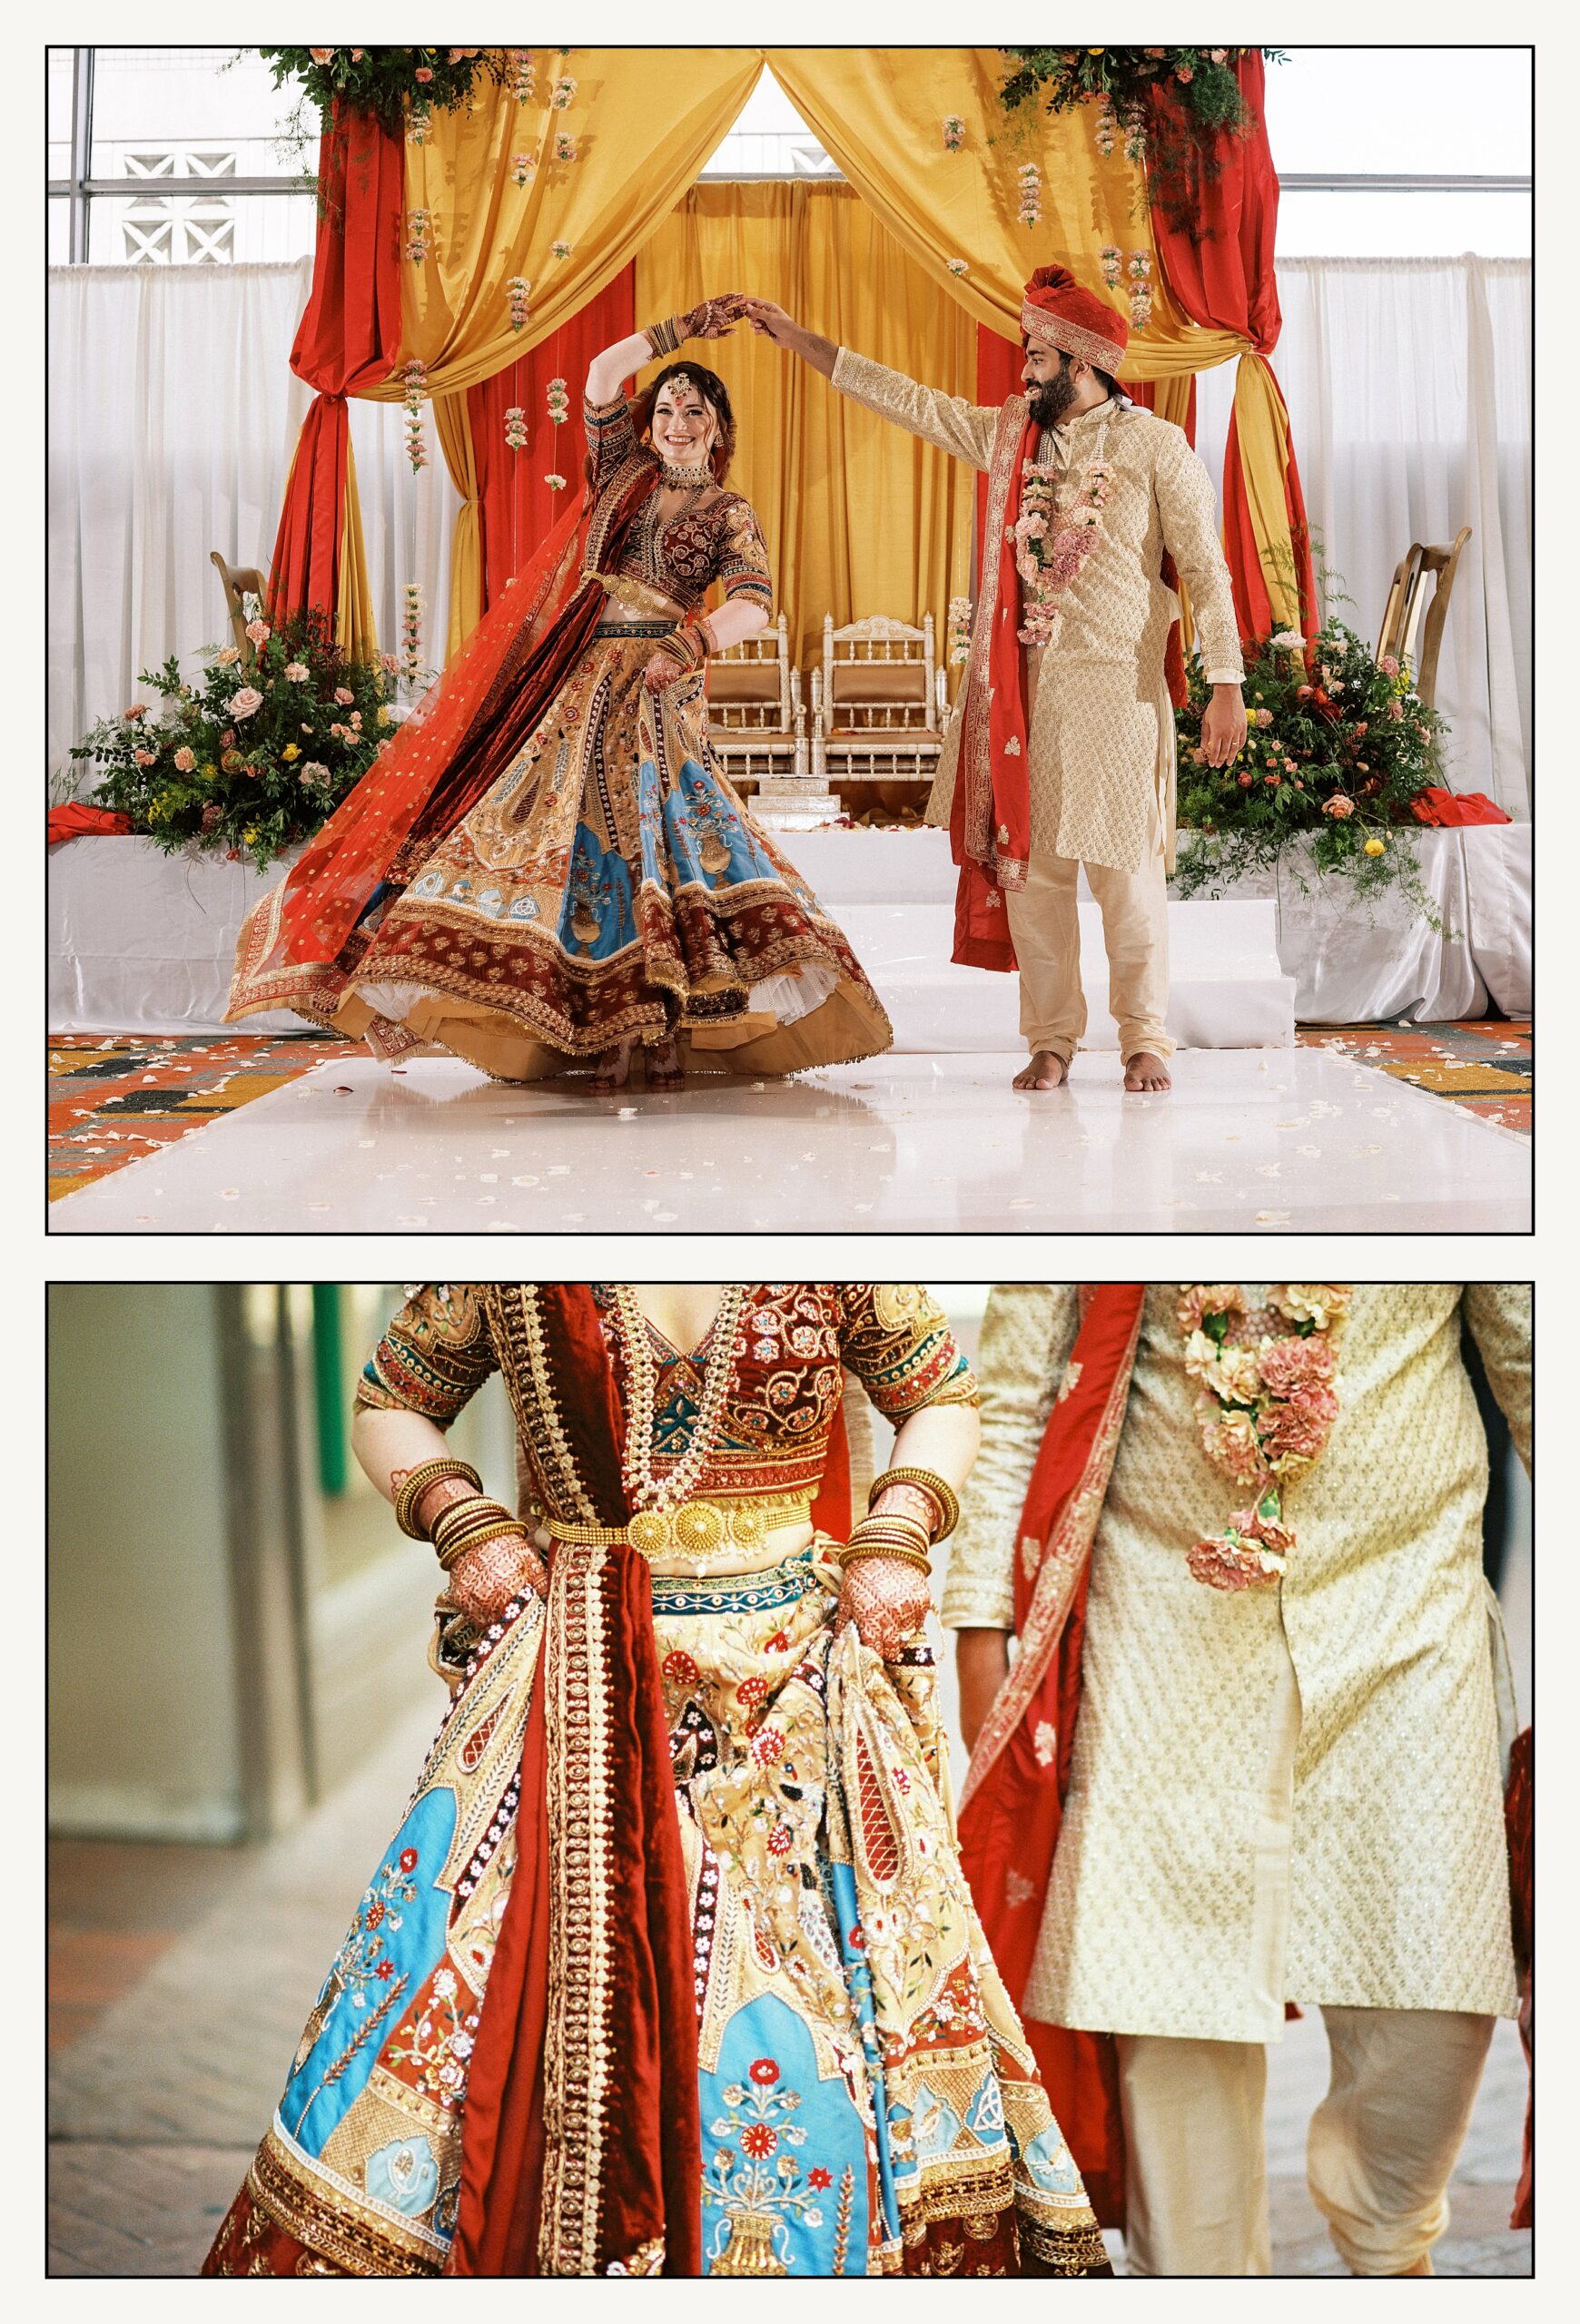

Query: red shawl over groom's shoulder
left=956, top=1285, right=1145, bottom=2230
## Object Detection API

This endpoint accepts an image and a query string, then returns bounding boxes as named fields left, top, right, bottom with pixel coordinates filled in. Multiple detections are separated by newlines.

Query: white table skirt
left=48, top=822, right=1530, bottom=1036
left=1171, top=824, right=1531, bottom=1024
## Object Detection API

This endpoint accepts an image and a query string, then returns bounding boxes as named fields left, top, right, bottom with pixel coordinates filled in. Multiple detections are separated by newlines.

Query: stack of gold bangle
left=644, top=313, right=685, bottom=358
left=393, top=1457, right=482, bottom=1541
left=867, top=1465, right=961, bottom=1543
left=430, top=1495, right=528, bottom=1574
left=837, top=1512, right=933, bottom=1576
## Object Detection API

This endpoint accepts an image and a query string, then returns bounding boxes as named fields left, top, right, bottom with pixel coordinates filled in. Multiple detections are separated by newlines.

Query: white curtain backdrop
left=50, top=253, right=1530, bottom=819
left=1197, top=256, right=1531, bottom=816
left=47, top=259, right=459, bottom=793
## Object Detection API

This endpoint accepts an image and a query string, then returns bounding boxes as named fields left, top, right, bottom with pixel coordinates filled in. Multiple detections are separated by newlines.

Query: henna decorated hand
left=447, top=1530, right=548, bottom=1624
left=836, top=1555, right=933, bottom=1661
left=680, top=292, right=748, bottom=341
left=643, top=650, right=695, bottom=694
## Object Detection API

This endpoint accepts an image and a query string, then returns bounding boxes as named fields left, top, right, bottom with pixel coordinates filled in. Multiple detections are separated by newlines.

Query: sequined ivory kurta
left=942, top=1285, right=1529, bottom=2043
left=830, top=351, right=1244, bottom=875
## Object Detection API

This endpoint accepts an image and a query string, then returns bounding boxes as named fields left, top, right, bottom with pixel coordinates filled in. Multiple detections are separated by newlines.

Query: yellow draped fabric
left=386, top=49, right=764, bottom=400
left=765, top=49, right=1249, bottom=382
left=633, top=182, right=976, bottom=668
left=334, top=437, right=378, bottom=661
left=1231, top=353, right=1305, bottom=633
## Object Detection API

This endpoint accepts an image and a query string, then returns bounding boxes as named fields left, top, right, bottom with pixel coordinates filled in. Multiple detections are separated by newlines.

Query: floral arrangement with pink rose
left=69, top=606, right=410, bottom=872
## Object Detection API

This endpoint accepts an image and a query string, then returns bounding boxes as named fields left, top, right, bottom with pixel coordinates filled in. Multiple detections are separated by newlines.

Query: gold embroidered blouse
left=582, top=394, right=774, bottom=616
left=359, top=1283, right=978, bottom=1514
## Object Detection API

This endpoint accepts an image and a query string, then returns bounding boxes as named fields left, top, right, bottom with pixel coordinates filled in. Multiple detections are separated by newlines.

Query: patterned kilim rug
left=49, top=1019, right=1532, bottom=1201
left=1297, top=1020, right=1531, bottom=1137
left=49, top=1032, right=351, bottom=1201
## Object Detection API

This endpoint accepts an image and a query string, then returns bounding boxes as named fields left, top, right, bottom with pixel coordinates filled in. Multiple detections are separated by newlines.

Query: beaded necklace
left=611, top=1285, right=749, bottom=1549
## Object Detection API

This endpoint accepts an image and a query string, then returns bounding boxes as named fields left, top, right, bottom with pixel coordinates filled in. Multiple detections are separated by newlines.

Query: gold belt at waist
left=546, top=1489, right=815, bottom=1561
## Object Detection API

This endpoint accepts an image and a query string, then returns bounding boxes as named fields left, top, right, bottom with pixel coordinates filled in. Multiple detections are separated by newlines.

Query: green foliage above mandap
left=256, top=44, right=507, bottom=137
left=1174, top=621, right=1450, bottom=915
left=997, top=47, right=1287, bottom=228
left=71, top=607, right=407, bottom=874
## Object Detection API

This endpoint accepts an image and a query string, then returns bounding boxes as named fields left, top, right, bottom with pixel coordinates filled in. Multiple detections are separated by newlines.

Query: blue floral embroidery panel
left=279, top=1786, right=458, bottom=2156
left=699, top=1994, right=869, bottom=2276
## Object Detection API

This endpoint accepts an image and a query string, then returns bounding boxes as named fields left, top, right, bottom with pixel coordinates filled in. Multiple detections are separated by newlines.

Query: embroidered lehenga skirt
left=228, top=624, right=892, bottom=1083
left=204, top=1542, right=1107, bottom=2278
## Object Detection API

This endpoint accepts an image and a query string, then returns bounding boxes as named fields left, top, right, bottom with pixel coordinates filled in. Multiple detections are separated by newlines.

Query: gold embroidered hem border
left=252, top=2129, right=442, bottom=2277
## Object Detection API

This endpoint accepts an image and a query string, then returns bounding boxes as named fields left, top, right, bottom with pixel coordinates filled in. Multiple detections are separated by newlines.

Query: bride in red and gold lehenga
left=224, top=297, right=891, bottom=1091
left=202, top=1285, right=1109, bottom=2279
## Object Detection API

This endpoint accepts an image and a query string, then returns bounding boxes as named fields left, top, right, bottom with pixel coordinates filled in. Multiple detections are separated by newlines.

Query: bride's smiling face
left=651, top=379, right=715, bottom=466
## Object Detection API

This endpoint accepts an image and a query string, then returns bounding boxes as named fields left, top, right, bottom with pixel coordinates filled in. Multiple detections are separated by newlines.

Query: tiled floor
left=48, top=1695, right=1530, bottom=2279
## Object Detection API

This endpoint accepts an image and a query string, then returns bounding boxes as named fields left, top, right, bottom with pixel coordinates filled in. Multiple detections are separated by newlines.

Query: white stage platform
left=49, top=832, right=1294, bottom=1051
left=50, top=1047, right=1530, bottom=1235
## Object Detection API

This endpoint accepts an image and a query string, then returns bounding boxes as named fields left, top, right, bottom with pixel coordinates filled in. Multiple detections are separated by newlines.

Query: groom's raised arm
left=744, top=299, right=999, bottom=472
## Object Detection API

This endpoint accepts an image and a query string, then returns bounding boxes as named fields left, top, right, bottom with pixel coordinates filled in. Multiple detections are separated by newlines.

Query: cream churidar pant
left=1115, top=2011, right=1496, bottom=2276
left=1002, top=786, right=1173, bottom=1064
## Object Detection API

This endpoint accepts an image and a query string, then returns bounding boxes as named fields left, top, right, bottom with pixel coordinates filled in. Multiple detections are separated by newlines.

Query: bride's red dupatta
left=448, top=1286, right=702, bottom=2278
left=956, top=1285, right=1145, bottom=2230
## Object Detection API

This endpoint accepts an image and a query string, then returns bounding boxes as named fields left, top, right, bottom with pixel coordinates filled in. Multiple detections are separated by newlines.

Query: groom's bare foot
left=1124, top=1051, right=1172, bottom=1092
left=1013, top=1049, right=1068, bottom=1091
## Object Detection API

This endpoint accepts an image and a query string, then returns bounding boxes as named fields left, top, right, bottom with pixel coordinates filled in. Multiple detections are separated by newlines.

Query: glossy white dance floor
left=52, top=1046, right=1530, bottom=1234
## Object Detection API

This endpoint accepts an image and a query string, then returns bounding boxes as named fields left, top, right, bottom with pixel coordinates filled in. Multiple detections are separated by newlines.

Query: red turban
left=1021, top=263, right=1129, bottom=376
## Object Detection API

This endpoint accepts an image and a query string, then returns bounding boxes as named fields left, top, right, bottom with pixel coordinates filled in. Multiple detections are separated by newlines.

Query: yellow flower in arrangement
left=376, top=704, right=391, bottom=726
left=1364, top=837, right=1386, bottom=856
left=200, top=763, right=218, bottom=781
left=281, top=743, right=301, bottom=762
left=242, top=824, right=260, bottom=846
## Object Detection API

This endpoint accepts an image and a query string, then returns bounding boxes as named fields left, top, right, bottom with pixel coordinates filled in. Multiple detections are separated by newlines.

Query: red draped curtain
left=464, top=269, right=636, bottom=624
left=267, top=104, right=403, bottom=633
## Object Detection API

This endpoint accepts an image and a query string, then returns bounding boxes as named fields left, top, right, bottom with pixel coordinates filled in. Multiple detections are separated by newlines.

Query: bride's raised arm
left=584, top=293, right=748, bottom=406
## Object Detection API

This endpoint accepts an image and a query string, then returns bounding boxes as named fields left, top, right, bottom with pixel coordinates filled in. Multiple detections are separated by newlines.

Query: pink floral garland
left=1014, top=454, right=1113, bottom=647
left=1179, top=1285, right=1351, bottom=1591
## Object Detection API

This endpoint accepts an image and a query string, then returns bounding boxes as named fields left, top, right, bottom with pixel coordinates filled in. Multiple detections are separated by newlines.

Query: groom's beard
left=1026, top=364, right=1079, bottom=429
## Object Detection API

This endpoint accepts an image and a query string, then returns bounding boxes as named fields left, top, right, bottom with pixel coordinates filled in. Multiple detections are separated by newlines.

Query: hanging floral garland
left=1098, top=243, right=1122, bottom=290
left=504, top=406, right=529, bottom=454
left=506, top=276, right=532, bottom=332
left=401, top=583, right=426, bottom=691
left=1126, top=251, right=1152, bottom=330
left=510, top=149, right=535, bottom=187
left=946, top=596, right=973, bottom=667
left=401, top=360, right=429, bottom=474
left=1015, top=162, right=1042, bottom=228
left=943, top=114, right=966, bottom=152
left=1179, top=1285, right=1350, bottom=1592
left=405, top=207, right=433, bottom=266
left=545, top=374, right=571, bottom=491
left=509, top=48, right=536, bottom=105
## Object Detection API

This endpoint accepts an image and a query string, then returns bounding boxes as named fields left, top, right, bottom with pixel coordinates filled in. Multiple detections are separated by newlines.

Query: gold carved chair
left=210, top=550, right=272, bottom=670
left=706, top=612, right=806, bottom=786
left=1377, top=527, right=1470, bottom=711
left=811, top=614, right=949, bottom=819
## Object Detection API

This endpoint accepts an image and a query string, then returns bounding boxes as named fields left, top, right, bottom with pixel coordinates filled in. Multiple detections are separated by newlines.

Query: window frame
left=45, top=48, right=1533, bottom=268
left=46, top=44, right=316, bottom=266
